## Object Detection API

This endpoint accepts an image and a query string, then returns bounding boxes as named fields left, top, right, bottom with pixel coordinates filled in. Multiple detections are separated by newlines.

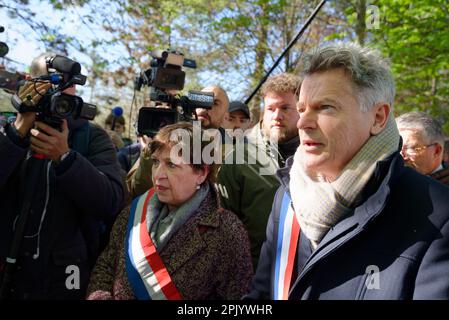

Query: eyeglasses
left=401, top=143, right=437, bottom=156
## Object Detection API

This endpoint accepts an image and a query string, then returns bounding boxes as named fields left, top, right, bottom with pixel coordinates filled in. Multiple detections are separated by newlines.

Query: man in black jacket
left=248, top=43, right=449, bottom=300
left=0, top=52, right=124, bottom=299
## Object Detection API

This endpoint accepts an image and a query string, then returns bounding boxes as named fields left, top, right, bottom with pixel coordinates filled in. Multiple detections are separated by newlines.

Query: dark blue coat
left=0, top=120, right=124, bottom=299
left=247, top=152, right=449, bottom=299
left=117, top=142, right=141, bottom=173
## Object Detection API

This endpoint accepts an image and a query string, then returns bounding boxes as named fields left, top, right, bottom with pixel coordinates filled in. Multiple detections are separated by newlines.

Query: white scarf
left=289, top=116, right=400, bottom=249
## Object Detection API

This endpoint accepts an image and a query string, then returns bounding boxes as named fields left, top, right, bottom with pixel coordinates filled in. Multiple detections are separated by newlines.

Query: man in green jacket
left=217, top=73, right=301, bottom=269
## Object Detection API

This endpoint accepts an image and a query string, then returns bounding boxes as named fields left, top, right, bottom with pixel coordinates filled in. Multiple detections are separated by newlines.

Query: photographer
left=0, top=52, right=124, bottom=299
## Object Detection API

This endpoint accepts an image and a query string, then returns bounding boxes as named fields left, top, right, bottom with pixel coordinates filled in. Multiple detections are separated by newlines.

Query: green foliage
left=4, top=0, right=448, bottom=132
left=369, top=0, right=449, bottom=132
left=331, top=0, right=449, bottom=134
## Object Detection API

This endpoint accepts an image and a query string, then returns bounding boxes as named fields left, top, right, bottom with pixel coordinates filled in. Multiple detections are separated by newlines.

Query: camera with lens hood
left=11, top=54, right=97, bottom=129
left=134, top=49, right=214, bottom=137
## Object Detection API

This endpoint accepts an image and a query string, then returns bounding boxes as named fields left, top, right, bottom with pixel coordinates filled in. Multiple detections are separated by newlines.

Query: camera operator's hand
left=12, top=81, right=52, bottom=137
left=18, top=81, right=52, bottom=107
left=13, top=112, right=36, bottom=138
left=139, top=135, right=152, bottom=149
left=30, top=120, right=70, bottom=161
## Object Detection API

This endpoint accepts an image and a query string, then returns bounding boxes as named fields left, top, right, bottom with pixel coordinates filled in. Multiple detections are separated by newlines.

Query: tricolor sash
left=273, top=192, right=300, bottom=300
left=125, top=188, right=182, bottom=300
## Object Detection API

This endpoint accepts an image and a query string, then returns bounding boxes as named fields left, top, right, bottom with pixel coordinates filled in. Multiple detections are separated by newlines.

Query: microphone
left=111, top=106, right=123, bottom=131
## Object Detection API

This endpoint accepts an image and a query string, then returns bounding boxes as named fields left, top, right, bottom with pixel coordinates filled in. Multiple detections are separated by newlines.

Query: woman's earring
left=196, top=184, right=201, bottom=190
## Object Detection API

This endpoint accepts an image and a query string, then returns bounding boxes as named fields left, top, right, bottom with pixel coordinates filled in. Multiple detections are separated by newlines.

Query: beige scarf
left=289, top=116, right=400, bottom=249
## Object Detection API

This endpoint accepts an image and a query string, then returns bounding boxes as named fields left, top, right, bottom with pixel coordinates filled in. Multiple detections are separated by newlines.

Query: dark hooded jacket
left=0, top=118, right=124, bottom=299
left=247, top=152, right=449, bottom=300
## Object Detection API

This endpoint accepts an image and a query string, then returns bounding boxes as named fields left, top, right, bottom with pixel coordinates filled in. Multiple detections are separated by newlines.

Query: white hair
left=302, top=42, right=395, bottom=112
left=396, top=111, right=445, bottom=147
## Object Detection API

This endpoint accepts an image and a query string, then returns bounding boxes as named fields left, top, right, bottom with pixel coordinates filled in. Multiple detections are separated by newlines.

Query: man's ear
left=370, top=103, right=390, bottom=135
left=433, top=143, right=443, bottom=159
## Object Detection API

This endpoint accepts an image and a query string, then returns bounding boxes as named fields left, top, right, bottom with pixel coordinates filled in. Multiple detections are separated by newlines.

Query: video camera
left=134, top=49, right=214, bottom=137
left=10, top=54, right=97, bottom=128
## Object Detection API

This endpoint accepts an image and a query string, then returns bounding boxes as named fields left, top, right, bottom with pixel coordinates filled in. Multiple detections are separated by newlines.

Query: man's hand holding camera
left=13, top=80, right=51, bottom=137
left=19, top=80, right=51, bottom=107
left=30, top=120, right=70, bottom=162
left=11, top=79, right=71, bottom=161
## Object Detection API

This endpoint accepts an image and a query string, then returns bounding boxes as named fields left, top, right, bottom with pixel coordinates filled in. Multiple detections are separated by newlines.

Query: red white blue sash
left=125, top=188, right=182, bottom=300
left=273, top=192, right=300, bottom=300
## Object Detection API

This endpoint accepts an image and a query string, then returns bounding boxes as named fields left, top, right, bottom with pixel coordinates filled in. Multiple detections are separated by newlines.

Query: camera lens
left=53, top=95, right=74, bottom=117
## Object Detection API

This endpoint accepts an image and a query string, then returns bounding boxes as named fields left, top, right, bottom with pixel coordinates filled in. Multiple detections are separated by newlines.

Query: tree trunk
left=249, top=4, right=268, bottom=125
left=355, top=0, right=367, bottom=45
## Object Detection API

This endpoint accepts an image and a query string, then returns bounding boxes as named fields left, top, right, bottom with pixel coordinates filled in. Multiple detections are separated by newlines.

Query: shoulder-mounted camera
left=134, top=49, right=213, bottom=137
left=11, top=54, right=97, bottom=128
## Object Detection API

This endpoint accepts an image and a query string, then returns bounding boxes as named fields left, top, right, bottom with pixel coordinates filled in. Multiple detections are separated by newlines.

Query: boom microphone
left=245, top=0, right=327, bottom=104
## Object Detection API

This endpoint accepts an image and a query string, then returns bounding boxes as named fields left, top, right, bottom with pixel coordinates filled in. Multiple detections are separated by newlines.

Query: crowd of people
left=1, top=42, right=449, bottom=300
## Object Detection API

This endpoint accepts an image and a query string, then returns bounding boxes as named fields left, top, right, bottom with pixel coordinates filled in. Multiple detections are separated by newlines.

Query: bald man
left=196, top=86, right=229, bottom=129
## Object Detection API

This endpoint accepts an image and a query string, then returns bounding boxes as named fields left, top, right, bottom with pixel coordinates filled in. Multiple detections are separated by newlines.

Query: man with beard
left=196, top=85, right=229, bottom=135
left=217, top=73, right=301, bottom=269
left=397, top=112, right=449, bottom=187
left=126, top=85, right=229, bottom=199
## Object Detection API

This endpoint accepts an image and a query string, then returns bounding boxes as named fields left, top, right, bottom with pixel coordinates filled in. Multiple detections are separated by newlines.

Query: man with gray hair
left=396, top=111, right=449, bottom=186
left=247, top=43, right=449, bottom=300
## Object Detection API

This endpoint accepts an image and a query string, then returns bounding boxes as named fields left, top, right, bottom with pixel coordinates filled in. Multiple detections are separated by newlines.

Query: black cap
left=228, top=101, right=250, bottom=119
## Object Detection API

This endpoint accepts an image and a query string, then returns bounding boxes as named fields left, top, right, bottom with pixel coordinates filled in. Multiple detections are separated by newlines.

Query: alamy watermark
left=65, top=265, right=80, bottom=290
left=367, top=2, right=392, bottom=31
left=366, top=5, right=381, bottom=30
left=365, top=265, right=380, bottom=290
